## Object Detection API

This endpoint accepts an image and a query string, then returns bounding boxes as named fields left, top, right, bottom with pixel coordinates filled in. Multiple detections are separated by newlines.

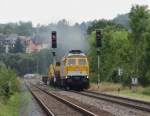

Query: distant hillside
left=113, top=14, right=129, bottom=29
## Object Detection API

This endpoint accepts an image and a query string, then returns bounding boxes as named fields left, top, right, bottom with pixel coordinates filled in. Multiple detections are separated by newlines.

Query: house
left=0, top=33, right=49, bottom=53
left=26, top=40, right=43, bottom=53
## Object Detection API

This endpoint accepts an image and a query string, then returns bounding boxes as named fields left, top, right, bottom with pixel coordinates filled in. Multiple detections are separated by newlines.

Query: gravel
left=30, top=85, right=84, bottom=116
left=53, top=92, right=113, bottom=116
left=56, top=90, right=150, bottom=116
left=25, top=77, right=150, bottom=116
left=27, top=97, right=47, bottom=116
left=37, top=82, right=113, bottom=115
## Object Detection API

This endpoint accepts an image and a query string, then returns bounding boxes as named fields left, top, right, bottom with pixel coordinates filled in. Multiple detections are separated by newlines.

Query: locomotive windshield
left=67, top=59, right=76, bottom=65
left=78, top=59, right=87, bottom=65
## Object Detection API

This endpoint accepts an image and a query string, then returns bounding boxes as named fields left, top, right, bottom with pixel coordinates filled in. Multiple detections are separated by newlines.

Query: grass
left=89, top=82, right=150, bottom=102
left=89, top=82, right=123, bottom=92
left=18, top=79, right=33, bottom=116
left=19, top=89, right=32, bottom=116
left=110, top=89, right=150, bottom=102
left=0, top=93, right=20, bottom=116
left=0, top=79, right=32, bottom=116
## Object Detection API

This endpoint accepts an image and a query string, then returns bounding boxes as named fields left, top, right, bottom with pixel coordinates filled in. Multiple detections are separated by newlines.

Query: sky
left=0, top=0, right=150, bottom=25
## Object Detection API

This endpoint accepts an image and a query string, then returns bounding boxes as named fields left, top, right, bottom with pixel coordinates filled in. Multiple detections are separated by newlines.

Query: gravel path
left=56, top=90, right=150, bottom=116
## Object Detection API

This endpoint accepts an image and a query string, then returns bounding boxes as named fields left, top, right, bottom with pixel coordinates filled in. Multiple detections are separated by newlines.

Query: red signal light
left=51, top=31, right=57, bottom=48
left=96, top=30, right=102, bottom=47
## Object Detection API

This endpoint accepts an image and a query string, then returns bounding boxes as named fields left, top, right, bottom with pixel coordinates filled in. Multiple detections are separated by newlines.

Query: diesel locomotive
left=48, top=50, right=90, bottom=90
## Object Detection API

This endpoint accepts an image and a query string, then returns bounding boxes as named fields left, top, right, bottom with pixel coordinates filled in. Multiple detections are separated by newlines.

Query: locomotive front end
left=63, top=50, right=90, bottom=89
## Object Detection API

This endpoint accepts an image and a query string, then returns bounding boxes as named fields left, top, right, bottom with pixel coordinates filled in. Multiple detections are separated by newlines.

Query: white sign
left=118, top=68, right=123, bottom=76
left=131, top=78, right=138, bottom=85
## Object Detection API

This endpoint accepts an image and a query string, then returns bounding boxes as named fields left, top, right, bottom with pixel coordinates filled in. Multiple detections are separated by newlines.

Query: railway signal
left=96, top=30, right=102, bottom=48
left=51, top=31, right=57, bottom=48
left=51, top=31, right=57, bottom=65
left=95, top=30, right=102, bottom=88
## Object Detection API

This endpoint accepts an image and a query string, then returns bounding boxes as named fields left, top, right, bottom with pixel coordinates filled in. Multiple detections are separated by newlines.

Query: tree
left=129, top=5, right=149, bottom=37
left=17, top=21, right=33, bottom=36
left=0, top=49, right=53, bottom=76
left=87, top=20, right=124, bottom=34
left=0, top=63, right=19, bottom=97
left=11, top=39, right=24, bottom=53
left=2, top=23, right=17, bottom=34
left=129, top=5, right=150, bottom=85
left=138, top=14, right=150, bottom=86
left=0, top=45, right=5, bottom=53
left=88, top=24, right=131, bottom=83
left=113, top=14, right=129, bottom=29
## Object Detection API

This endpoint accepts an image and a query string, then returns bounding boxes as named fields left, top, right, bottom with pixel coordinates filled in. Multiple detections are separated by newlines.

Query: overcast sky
left=0, top=0, right=150, bottom=25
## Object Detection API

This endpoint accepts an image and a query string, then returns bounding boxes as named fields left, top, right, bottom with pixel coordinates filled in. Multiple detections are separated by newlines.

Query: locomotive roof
left=67, top=53, right=86, bottom=57
left=69, top=50, right=83, bottom=54
left=62, top=50, right=86, bottom=61
left=68, top=50, right=86, bottom=57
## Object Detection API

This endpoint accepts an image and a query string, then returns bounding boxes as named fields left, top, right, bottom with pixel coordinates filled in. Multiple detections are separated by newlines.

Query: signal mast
left=96, top=30, right=102, bottom=88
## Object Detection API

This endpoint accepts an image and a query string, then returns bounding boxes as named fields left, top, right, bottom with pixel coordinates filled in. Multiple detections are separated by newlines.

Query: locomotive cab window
left=78, top=59, right=87, bottom=65
left=67, top=59, right=76, bottom=65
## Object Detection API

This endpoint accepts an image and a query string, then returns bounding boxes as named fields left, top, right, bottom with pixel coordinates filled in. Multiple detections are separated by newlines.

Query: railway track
left=26, top=83, right=98, bottom=116
left=71, top=90, right=150, bottom=113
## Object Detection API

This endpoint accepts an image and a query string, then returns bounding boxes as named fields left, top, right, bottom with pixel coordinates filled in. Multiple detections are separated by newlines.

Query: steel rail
left=29, top=83, right=98, bottom=116
left=71, top=90, right=150, bottom=113
left=26, top=83, right=56, bottom=116
left=85, top=90, right=150, bottom=105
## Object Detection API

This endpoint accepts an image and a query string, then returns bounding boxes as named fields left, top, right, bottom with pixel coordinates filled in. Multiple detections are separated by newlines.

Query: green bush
left=89, top=73, right=98, bottom=83
left=140, top=71, right=150, bottom=87
left=0, top=63, right=19, bottom=98
left=142, top=87, right=150, bottom=96
left=0, top=93, right=20, bottom=116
